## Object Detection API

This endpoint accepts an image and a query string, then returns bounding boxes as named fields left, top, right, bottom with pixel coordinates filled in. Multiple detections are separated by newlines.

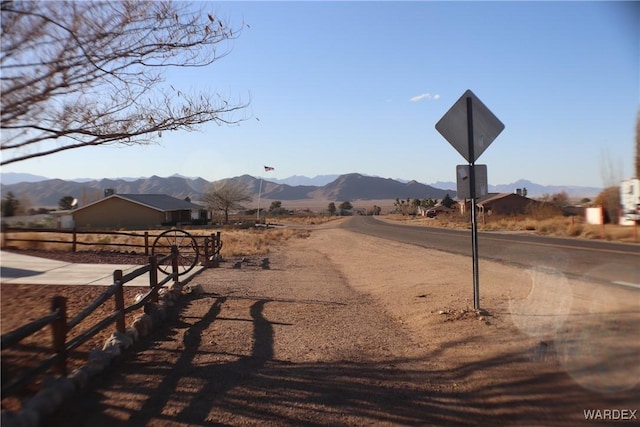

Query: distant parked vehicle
left=426, top=209, right=437, bottom=218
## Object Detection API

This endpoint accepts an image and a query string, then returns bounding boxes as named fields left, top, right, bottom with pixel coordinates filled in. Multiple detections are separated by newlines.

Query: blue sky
left=2, top=1, right=638, bottom=188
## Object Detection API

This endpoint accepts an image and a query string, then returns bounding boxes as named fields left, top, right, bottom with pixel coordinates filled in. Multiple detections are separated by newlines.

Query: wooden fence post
left=149, top=255, right=158, bottom=303
left=1, top=223, right=6, bottom=250
left=203, top=236, right=211, bottom=269
left=113, top=270, right=125, bottom=333
left=214, top=231, right=222, bottom=267
left=144, top=231, right=149, bottom=256
left=51, top=296, right=68, bottom=376
left=171, top=245, right=179, bottom=287
left=72, top=228, right=77, bottom=252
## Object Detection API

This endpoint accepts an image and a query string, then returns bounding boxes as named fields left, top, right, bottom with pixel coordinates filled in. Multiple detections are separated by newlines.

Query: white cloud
left=409, top=93, right=440, bottom=102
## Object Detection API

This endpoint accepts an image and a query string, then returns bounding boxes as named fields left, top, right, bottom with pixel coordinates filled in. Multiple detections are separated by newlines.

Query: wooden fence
left=2, top=227, right=183, bottom=254
left=1, top=249, right=180, bottom=397
left=0, top=227, right=223, bottom=266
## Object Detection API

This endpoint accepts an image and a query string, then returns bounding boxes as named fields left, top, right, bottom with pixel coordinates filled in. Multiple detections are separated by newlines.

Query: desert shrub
left=219, top=227, right=309, bottom=258
left=525, top=202, right=562, bottom=220
left=23, top=232, right=44, bottom=250
left=566, top=224, right=584, bottom=237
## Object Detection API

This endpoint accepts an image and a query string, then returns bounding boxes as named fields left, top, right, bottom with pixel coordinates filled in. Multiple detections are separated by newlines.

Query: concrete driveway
left=0, top=251, right=150, bottom=287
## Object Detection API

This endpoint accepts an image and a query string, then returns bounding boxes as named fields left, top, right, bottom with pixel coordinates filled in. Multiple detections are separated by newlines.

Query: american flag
left=264, top=166, right=275, bottom=172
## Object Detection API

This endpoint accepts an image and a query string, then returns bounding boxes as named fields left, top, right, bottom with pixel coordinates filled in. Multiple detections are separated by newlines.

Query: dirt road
left=44, top=221, right=639, bottom=426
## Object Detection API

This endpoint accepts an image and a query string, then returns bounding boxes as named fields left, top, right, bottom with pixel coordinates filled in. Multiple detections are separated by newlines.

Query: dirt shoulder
left=10, top=221, right=640, bottom=426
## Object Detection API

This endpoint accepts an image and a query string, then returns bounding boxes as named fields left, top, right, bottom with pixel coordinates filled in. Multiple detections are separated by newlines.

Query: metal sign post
left=436, top=90, right=504, bottom=310
left=466, top=97, right=481, bottom=310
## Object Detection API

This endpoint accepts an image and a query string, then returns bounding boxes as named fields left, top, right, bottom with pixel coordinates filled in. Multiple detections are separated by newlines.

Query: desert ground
left=2, top=218, right=639, bottom=426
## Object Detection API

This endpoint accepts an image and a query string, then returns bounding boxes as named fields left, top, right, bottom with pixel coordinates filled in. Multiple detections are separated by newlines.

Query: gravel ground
left=3, top=222, right=639, bottom=426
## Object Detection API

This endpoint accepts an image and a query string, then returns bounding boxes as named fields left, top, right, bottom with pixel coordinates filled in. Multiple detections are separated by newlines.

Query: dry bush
left=607, top=225, right=638, bottom=242
left=525, top=201, right=563, bottom=220
left=581, top=225, right=605, bottom=240
left=270, top=215, right=338, bottom=226
left=566, top=223, right=584, bottom=237
left=220, top=228, right=310, bottom=258
left=4, top=231, right=63, bottom=251
left=407, top=211, right=638, bottom=243
left=21, top=232, right=45, bottom=250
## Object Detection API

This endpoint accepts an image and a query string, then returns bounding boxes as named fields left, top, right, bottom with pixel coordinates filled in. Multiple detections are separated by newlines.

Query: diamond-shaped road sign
left=435, top=90, right=504, bottom=163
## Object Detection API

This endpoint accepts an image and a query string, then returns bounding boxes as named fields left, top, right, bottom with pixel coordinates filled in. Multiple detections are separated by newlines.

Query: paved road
left=342, top=216, right=640, bottom=289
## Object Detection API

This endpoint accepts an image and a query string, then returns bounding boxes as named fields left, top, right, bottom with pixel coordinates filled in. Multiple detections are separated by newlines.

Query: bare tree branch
left=1, top=0, right=249, bottom=165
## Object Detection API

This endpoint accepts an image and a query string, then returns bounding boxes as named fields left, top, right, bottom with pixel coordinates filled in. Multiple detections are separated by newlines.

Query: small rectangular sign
left=456, top=164, right=488, bottom=199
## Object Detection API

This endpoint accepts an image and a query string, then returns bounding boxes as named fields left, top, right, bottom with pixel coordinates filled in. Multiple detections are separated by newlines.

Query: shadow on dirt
left=44, top=292, right=639, bottom=427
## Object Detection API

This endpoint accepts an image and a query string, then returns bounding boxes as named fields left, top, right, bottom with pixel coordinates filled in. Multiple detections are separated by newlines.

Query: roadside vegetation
left=387, top=212, right=638, bottom=243
left=384, top=188, right=639, bottom=243
left=1, top=226, right=312, bottom=259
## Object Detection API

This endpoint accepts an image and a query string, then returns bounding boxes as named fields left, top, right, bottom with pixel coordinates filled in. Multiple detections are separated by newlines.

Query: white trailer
left=620, top=178, right=640, bottom=222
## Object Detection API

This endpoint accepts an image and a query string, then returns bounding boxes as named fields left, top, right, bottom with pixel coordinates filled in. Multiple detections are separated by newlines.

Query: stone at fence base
left=69, top=367, right=89, bottom=389
left=38, top=386, right=63, bottom=409
left=2, top=376, right=79, bottom=427
left=101, top=344, right=122, bottom=360
left=134, top=293, right=146, bottom=304
left=0, top=411, right=19, bottom=427
left=103, top=331, right=134, bottom=351
left=144, top=301, right=159, bottom=316
left=126, top=325, right=139, bottom=342
left=82, top=360, right=104, bottom=378
left=2, top=408, right=40, bottom=427
left=158, top=287, right=170, bottom=299
left=88, top=348, right=113, bottom=371
left=159, top=287, right=178, bottom=306
left=155, top=301, right=168, bottom=321
left=131, top=313, right=152, bottom=337
left=183, top=284, right=203, bottom=295
left=58, top=377, right=76, bottom=400
left=22, top=393, right=54, bottom=421
left=2, top=273, right=188, bottom=427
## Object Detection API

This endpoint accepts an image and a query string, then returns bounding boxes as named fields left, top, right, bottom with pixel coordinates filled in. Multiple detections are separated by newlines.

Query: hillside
left=308, top=173, right=451, bottom=201
left=0, top=176, right=209, bottom=207
left=1, top=172, right=602, bottom=209
left=0, top=173, right=453, bottom=208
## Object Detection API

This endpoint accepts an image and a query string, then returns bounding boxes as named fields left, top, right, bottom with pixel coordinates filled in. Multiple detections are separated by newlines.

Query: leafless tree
left=1, top=0, right=248, bottom=165
left=202, top=180, right=253, bottom=224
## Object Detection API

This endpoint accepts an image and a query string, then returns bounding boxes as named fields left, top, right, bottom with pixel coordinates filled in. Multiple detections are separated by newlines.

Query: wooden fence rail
left=0, top=248, right=180, bottom=397
left=1, top=227, right=223, bottom=265
left=1, top=227, right=157, bottom=254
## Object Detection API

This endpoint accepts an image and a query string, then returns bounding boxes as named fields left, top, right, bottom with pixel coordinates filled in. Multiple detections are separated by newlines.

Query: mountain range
left=0, top=172, right=601, bottom=208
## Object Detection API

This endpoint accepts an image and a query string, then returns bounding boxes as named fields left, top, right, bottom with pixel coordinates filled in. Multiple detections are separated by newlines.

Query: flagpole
left=258, top=166, right=274, bottom=224
left=257, top=176, right=263, bottom=223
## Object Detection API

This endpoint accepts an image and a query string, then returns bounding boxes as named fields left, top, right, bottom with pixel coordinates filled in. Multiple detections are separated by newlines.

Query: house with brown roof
left=62, top=194, right=207, bottom=229
left=460, top=193, right=538, bottom=216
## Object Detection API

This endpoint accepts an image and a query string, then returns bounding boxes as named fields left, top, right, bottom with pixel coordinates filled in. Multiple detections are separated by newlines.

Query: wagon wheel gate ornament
left=151, top=229, right=200, bottom=276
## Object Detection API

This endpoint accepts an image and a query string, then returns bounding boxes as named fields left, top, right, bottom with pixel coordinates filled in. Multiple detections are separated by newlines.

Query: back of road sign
left=456, top=164, right=488, bottom=199
left=435, top=90, right=505, bottom=163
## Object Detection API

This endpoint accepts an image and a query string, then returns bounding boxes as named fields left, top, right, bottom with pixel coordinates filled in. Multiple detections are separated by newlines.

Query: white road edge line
left=611, top=281, right=640, bottom=290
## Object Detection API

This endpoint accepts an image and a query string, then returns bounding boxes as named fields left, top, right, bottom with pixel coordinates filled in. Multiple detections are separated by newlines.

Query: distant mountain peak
left=0, top=172, right=50, bottom=185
